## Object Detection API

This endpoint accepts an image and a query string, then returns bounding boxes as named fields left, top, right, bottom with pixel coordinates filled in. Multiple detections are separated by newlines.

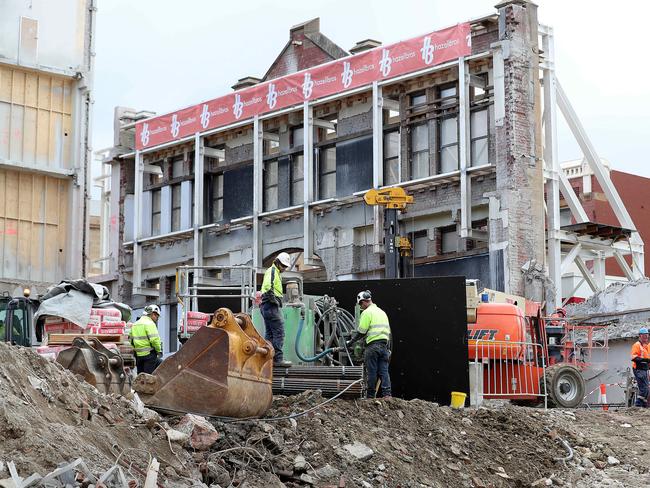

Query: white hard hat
left=144, top=304, right=161, bottom=316
left=356, top=290, right=372, bottom=304
left=276, top=252, right=291, bottom=267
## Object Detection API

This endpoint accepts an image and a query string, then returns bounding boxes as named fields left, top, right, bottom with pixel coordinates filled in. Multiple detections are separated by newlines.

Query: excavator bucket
left=56, top=337, right=130, bottom=396
left=133, top=308, right=274, bottom=418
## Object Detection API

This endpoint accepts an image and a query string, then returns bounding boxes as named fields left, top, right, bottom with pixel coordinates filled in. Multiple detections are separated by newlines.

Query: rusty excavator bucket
left=133, top=308, right=274, bottom=418
left=56, top=337, right=131, bottom=396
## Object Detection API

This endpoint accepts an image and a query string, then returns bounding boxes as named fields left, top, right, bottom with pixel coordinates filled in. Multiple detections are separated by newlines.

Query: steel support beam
left=613, top=250, right=635, bottom=281
left=556, top=79, right=635, bottom=232
left=560, top=244, right=581, bottom=275
left=253, top=116, right=264, bottom=270
left=372, top=81, right=384, bottom=253
left=575, top=256, right=598, bottom=293
left=458, top=57, right=471, bottom=238
left=303, top=102, right=315, bottom=265
left=555, top=230, right=644, bottom=254
left=542, top=29, right=562, bottom=311
left=593, top=251, right=606, bottom=290
left=193, top=133, right=204, bottom=297
left=133, top=150, right=143, bottom=294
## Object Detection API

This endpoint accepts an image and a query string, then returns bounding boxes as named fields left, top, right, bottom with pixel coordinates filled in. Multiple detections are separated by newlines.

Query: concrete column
left=492, top=0, right=545, bottom=299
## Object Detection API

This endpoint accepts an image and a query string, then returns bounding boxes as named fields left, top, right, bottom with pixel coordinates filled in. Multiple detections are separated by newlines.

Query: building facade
left=0, top=0, right=96, bottom=294
left=101, top=1, right=642, bottom=353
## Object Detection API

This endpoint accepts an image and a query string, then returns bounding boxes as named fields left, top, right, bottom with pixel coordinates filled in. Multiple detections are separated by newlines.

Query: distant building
left=562, top=158, right=650, bottom=301
left=0, top=1, right=96, bottom=293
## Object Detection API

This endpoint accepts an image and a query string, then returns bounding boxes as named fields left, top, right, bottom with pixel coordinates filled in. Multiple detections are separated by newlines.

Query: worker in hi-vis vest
left=631, top=327, right=650, bottom=407
left=260, top=252, right=292, bottom=368
left=347, top=290, right=392, bottom=399
left=129, top=304, right=163, bottom=374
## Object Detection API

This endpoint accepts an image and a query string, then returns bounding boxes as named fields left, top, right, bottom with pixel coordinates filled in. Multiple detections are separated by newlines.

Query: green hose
left=294, top=317, right=338, bottom=362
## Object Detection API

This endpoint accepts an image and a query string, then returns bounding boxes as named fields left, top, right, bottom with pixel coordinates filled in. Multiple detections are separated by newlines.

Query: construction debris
left=4, top=342, right=650, bottom=487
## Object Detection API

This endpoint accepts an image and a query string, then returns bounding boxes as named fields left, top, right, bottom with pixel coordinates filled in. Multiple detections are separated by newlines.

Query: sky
left=91, top=0, right=650, bottom=193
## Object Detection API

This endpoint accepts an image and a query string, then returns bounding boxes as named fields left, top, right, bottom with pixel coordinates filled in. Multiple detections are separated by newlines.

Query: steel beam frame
left=302, top=102, right=316, bottom=265
left=541, top=25, right=644, bottom=310
left=252, top=116, right=264, bottom=270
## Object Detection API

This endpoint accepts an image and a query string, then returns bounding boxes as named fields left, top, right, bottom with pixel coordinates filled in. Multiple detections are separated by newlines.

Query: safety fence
left=469, top=339, right=547, bottom=408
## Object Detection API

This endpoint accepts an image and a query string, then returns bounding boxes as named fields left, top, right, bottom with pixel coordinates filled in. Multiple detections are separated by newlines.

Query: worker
left=347, top=290, right=392, bottom=399
left=261, top=252, right=292, bottom=368
left=129, top=304, right=163, bottom=374
left=631, top=327, right=650, bottom=407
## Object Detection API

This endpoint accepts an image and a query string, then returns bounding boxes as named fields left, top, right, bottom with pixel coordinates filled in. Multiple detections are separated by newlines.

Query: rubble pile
left=0, top=342, right=196, bottom=486
left=3, top=341, right=650, bottom=487
left=567, top=279, right=650, bottom=340
left=194, top=392, right=574, bottom=487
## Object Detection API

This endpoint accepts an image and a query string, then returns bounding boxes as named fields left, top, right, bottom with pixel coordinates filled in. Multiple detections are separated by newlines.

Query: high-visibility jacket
left=358, top=304, right=391, bottom=345
left=129, top=315, right=162, bottom=357
left=631, top=341, right=650, bottom=369
left=261, top=264, right=283, bottom=301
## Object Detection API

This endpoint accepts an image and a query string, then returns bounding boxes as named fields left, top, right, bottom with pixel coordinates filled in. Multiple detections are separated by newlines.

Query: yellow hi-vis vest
left=129, top=315, right=162, bottom=357
left=261, top=264, right=283, bottom=298
left=358, top=304, right=391, bottom=345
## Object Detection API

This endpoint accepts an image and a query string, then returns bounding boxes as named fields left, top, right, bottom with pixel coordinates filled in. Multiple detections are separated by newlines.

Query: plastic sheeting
left=34, top=279, right=132, bottom=328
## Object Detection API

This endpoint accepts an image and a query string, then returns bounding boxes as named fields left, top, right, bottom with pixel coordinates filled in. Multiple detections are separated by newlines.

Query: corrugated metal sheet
left=0, top=65, right=73, bottom=169
left=0, top=168, right=69, bottom=282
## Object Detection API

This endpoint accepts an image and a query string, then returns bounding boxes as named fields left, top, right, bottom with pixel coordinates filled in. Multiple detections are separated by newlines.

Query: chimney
left=232, top=76, right=262, bottom=91
left=290, top=18, right=320, bottom=40
left=349, top=39, right=382, bottom=54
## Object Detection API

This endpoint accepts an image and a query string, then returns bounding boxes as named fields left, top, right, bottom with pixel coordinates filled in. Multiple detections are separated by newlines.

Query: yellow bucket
left=450, top=391, right=467, bottom=409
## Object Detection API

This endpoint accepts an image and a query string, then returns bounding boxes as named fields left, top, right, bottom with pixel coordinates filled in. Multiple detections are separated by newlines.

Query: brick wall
left=264, top=20, right=345, bottom=80
left=492, top=0, right=546, bottom=299
left=568, top=170, right=650, bottom=276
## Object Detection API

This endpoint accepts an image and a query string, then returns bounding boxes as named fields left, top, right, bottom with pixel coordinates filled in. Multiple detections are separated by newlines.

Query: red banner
left=136, top=23, right=471, bottom=150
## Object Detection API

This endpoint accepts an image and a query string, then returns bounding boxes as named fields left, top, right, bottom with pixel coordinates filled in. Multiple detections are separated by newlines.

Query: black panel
left=414, top=253, right=491, bottom=289
left=223, top=165, right=253, bottom=221
left=335, top=136, right=373, bottom=197
left=304, top=277, right=468, bottom=404
left=198, top=286, right=245, bottom=315
left=277, top=156, right=291, bottom=210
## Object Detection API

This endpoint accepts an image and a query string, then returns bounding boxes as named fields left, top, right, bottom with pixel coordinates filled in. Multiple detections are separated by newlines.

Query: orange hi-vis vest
left=631, top=341, right=650, bottom=369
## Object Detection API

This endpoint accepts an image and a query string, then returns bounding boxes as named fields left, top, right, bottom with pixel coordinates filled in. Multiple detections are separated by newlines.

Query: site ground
left=0, top=343, right=647, bottom=487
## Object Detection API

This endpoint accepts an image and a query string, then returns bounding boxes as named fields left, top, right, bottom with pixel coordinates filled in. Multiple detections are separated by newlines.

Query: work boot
left=274, top=359, right=292, bottom=368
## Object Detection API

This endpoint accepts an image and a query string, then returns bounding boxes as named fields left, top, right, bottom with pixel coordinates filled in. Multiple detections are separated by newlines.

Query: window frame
left=317, top=145, right=336, bottom=200
left=151, top=188, right=161, bottom=235
left=437, top=82, right=459, bottom=174
left=383, top=129, right=400, bottom=186
left=263, top=158, right=280, bottom=212
left=290, top=153, right=304, bottom=206
left=171, top=183, right=182, bottom=232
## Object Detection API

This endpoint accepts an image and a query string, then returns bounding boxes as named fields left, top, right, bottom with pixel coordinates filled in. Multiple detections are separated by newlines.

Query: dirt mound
left=197, top=391, right=573, bottom=487
left=3, top=341, right=649, bottom=487
left=0, top=342, right=196, bottom=486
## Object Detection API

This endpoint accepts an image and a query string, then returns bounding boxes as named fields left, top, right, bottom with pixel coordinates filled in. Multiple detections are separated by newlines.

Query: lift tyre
left=546, top=364, right=585, bottom=408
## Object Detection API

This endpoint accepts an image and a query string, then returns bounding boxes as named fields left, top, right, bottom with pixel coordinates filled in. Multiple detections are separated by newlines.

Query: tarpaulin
left=34, top=280, right=132, bottom=328
left=136, top=23, right=471, bottom=150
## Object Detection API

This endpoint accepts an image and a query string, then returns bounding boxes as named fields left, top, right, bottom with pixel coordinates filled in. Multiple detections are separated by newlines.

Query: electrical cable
left=149, top=378, right=364, bottom=423
left=222, top=378, right=363, bottom=423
